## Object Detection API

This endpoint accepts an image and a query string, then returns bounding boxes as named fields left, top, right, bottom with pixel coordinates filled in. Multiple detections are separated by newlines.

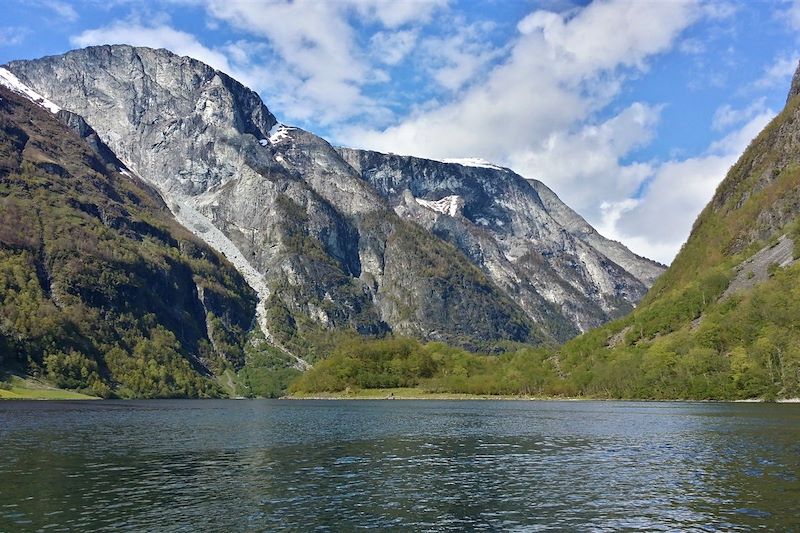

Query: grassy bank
left=0, top=376, right=99, bottom=400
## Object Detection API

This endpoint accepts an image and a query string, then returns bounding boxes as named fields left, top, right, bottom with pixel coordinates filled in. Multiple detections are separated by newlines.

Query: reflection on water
left=1, top=400, right=799, bottom=531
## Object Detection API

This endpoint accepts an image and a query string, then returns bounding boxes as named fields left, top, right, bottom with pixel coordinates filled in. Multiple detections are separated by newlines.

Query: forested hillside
left=0, top=85, right=256, bottom=398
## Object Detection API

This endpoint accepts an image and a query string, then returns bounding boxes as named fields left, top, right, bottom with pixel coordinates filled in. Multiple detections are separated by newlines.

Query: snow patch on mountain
left=416, top=195, right=463, bottom=217
left=441, top=157, right=506, bottom=171
left=268, top=123, right=295, bottom=144
left=0, top=68, right=61, bottom=113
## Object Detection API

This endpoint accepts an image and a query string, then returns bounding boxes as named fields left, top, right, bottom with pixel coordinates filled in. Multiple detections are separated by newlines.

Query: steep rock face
left=0, top=82, right=256, bottom=397
left=7, top=45, right=538, bottom=352
left=338, top=149, right=664, bottom=337
left=644, top=60, right=800, bottom=299
left=526, top=179, right=665, bottom=286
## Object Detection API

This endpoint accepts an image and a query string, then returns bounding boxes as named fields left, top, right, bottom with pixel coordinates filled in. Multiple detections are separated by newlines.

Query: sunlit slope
left=556, top=77, right=800, bottom=399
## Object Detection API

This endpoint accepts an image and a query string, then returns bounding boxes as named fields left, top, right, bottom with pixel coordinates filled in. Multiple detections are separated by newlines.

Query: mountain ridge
left=4, top=44, right=664, bottom=356
left=292, top=61, right=800, bottom=400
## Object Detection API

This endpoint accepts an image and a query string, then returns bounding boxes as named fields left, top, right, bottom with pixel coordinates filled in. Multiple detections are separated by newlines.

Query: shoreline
left=3, top=380, right=799, bottom=402
left=284, top=388, right=800, bottom=403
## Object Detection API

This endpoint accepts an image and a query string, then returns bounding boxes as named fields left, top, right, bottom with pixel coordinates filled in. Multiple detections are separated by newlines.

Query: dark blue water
left=1, top=400, right=799, bottom=531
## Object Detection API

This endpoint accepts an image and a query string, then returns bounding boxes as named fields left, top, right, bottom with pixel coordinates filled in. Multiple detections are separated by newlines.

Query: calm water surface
left=0, top=400, right=799, bottom=531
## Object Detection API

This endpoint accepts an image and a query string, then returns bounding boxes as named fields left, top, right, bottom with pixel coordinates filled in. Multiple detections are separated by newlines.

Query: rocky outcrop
left=787, top=60, right=800, bottom=103
left=5, top=44, right=665, bottom=350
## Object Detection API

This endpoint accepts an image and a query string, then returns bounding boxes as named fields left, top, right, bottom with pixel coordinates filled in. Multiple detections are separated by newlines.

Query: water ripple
left=0, top=400, right=798, bottom=531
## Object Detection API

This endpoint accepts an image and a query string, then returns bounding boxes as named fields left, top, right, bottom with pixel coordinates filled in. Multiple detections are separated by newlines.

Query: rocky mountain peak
left=6, top=45, right=277, bottom=196
left=788, top=59, right=800, bottom=104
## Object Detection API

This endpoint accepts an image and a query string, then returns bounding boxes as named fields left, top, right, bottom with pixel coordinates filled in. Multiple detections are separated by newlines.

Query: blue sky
left=2, top=0, right=799, bottom=263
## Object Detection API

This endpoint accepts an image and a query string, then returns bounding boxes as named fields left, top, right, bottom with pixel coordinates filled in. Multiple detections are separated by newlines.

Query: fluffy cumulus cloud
left=343, top=0, right=701, bottom=161
left=370, top=29, right=419, bottom=66
left=712, top=98, right=767, bottom=131
left=340, top=0, right=704, bottom=262
left=605, top=111, right=774, bottom=263
left=38, top=0, right=79, bottom=22
left=418, top=21, right=503, bottom=91
left=785, top=0, right=800, bottom=30
left=506, top=102, right=660, bottom=213
left=349, top=0, right=448, bottom=28
left=751, top=52, right=799, bottom=91
left=200, top=0, right=448, bottom=125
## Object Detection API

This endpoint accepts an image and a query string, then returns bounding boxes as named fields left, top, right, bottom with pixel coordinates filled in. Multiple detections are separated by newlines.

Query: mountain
left=337, top=149, right=664, bottom=339
left=550, top=60, right=800, bottom=399
left=3, top=45, right=664, bottom=357
left=0, top=71, right=257, bottom=398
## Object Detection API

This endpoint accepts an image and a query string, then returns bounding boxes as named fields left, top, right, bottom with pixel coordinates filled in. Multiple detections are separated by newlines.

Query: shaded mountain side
left=0, top=85, right=257, bottom=398
left=549, top=61, right=800, bottom=399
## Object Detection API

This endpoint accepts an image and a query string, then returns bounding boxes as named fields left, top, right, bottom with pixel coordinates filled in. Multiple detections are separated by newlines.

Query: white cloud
left=606, top=111, right=774, bottom=263
left=419, top=21, right=503, bottom=91
left=506, top=102, right=660, bottom=212
left=341, top=0, right=700, bottom=219
left=702, top=1, right=738, bottom=20
left=711, top=98, right=767, bottom=131
left=39, top=0, right=79, bottom=22
left=783, top=0, right=800, bottom=30
left=370, top=30, right=419, bottom=66
left=752, top=52, right=799, bottom=90
left=200, top=0, right=446, bottom=126
left=349, top=0, right=448, bottom=28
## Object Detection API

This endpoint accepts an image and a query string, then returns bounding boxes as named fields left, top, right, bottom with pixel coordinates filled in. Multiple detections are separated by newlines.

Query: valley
left=1, top=44, right=800, bottom=401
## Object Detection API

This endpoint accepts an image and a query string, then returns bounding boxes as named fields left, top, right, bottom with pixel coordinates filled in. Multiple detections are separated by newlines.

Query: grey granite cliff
left=338, top=149, right=665, bottom=335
